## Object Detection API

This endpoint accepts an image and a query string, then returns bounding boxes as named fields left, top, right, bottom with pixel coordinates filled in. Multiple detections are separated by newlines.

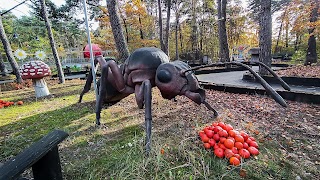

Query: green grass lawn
left=1, top=80, right=318, bottom=179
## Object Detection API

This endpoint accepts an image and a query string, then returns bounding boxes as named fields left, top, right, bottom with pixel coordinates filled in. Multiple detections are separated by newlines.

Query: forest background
left=0, top=0, right=319, bottom=66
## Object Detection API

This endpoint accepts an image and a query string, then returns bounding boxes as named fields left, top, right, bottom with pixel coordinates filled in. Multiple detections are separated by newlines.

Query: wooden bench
left=0, top=130, right=69, bottom=180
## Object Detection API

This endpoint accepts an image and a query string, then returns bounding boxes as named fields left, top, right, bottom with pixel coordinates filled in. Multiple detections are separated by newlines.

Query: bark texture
left=217, top=0, right=230, bottom=62
left=40, top=0, right=65, bottom=83
left=0, top=16, right=22, bottom=82
left=157, top=0, right=166, bottom=53
left=305, top=0, right=318, bottom=65
left=190, top=0, right=198, bottom=53
left=0, top=53, right=8, bottom=76
left=274, top=10, right=285, bottom=53
left=106, top=0, right=130, bottom=62
left=164, top=0, right=171, bottom=55
left=259, top=0, right=272, bottom=75
left=175, top=14, right=179, bottom=60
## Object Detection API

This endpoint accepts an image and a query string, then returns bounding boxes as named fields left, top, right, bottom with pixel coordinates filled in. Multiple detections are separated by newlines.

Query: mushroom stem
left=33, top=78, right=50, bottom=98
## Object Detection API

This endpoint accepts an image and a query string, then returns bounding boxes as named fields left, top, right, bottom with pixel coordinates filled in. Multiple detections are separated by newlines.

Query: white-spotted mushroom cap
left=19, top=61, right=51, bottom=80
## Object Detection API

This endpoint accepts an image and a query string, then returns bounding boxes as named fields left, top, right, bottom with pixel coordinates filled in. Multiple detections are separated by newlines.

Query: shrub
left=291, top=50, right=306, bottom=64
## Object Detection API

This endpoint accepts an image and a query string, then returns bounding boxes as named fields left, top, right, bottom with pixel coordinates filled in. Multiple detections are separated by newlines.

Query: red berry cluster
left=0, top=99, right=23, bottom=108
left=199, top=122, right=259, bottom=166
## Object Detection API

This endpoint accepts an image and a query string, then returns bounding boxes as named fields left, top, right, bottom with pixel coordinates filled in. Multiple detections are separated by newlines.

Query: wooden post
left=0, top=130, right=68, bottom=180
left=32, top=146, right=63, bottom=180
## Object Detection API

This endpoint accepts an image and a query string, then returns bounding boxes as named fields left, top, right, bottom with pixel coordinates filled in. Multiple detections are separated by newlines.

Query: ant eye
left=157, top=69, right=172, bottom=83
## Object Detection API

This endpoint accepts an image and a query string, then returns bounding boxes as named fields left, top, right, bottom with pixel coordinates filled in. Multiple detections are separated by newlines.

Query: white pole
left=82, top=0, right=98, bottom=100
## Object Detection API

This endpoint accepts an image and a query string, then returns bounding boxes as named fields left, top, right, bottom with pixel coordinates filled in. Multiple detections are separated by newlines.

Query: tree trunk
left=259, top=0, right=272, bottom=75
left=106, top=0, right=130, bottom=62
left=179, top=24, right=183, bottom=52
left=191, top=0, right=198, bottom=53
left=123, top=18, right=129, bottom=43
left=40, top=0, right=65, bottom=84
left=274, top=12, right=285, bottom=53
left=294, top=33, right=300, bottom=51
left=175, top=13, right=179, bottom=60
left=138, top=15, right=144, bottom=40
left=164, top=0, right=171, bottom=55
left=285, top=20, right=289, bottom=48
left=0, top=53, right=8, bottom=76
left=157, top=0, right=166, bottom=53
left=117, top=6, right=129, bottom=43
left=305, top=0, right=318, bottom=65
left=200, top=20, right=203, bottom=51
left=217, top=0, right=230, bottom=62
left=0, top=16, right=22, bottom=82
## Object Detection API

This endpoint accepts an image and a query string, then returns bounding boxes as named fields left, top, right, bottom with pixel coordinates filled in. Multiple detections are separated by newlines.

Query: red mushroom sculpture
left=83, top=44, right=102, bottom=58
left=19, top=61, right=51, bottom=98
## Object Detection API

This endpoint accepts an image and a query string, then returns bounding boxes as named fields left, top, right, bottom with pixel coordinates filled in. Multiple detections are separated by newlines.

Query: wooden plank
left=0, top=130, right=68, bottom=180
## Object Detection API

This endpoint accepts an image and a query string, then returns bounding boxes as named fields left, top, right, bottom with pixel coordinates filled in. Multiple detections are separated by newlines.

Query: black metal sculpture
left=79, top=47, right=288, bottom=153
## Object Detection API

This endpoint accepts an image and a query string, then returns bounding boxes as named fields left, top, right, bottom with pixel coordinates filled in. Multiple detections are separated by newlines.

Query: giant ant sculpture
left=79, top=47, right=288, bottom=153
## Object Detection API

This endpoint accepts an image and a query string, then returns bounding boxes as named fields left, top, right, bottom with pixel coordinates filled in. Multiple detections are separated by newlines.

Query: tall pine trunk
left=106, top=0, right=130, bottom=62
left=200, top=20, right=203, bottom=51
left=118, top=6, right=129, bottom=43
left=157, top=0, right=166, bottom=53
left=305, top=0, right=318, bottom=65
left=40, top=0, right=65, bottom=84
left=259, top=0, right=272, bottom=75
left=217, top=0, right=230, bottom=62
left=138, top=16, right=144, bottom=39
left=0, top=16, right=22, bottom=82
left=175, top=13, right=179, bottom=60
left=285, top=19, right=289, bottom=48
left=164, top=0, right=171, bottom=56
left=123, top=18, right=129, bottom=43
left=294, top=33, right=301, bottom=51
left=191, top=0, right=197, bottom=53
left=179, top=24, right=183, bottom=52
left=274, top=11, right=285, bottom=53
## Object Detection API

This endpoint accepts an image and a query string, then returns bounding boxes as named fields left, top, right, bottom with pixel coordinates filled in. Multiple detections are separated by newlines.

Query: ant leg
left=96, top=64, right=109, bottom=125
left=136, top=80, right=152, bottom=155
left=96, top=60, right=134, bottom=125
left=234, top=62, right=287, bottom=107
left=190, top=62, right=287, bottom=107
left=79, top=58, right=99, bottom=103
left=203, top=101, right=218, bottom=117
left=184, top=90, right=219, bottom=117
left=134, top=80, right=152, bottom=154
left=253, top=62, right=291, bottom=91
left=135, top=84, right=144, bottom=109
